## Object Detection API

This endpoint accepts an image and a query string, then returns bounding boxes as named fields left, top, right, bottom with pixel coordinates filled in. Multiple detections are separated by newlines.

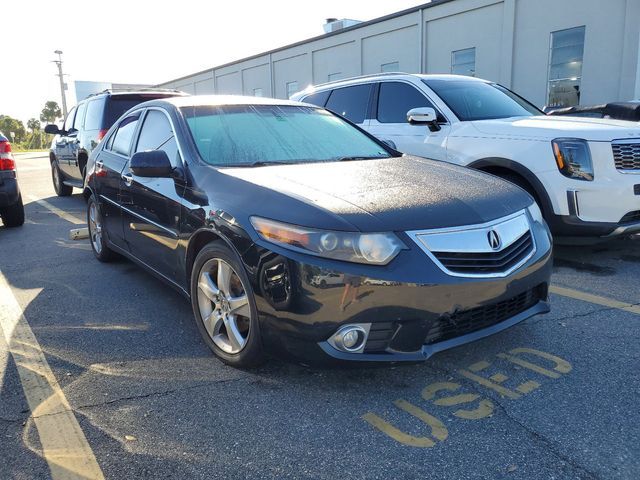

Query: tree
left=27, top=118, right=41, bottom=132
left=40, top=101, right=62, bottom=125
left=0, top=115, right=26, bottom=143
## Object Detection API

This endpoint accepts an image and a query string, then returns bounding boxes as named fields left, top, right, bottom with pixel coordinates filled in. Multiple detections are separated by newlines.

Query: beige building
left=159, top=0, right=640, bottom=108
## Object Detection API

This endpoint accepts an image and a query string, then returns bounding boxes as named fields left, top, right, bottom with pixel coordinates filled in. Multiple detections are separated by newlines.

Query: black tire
left=87, top=195, right=115, bottom=262
left=190, top=241, right=264, bottom=367
left=320, top=280, right=327, bottom=289
left=51, top=160, right=73, bottom=197
left=0, top=194, right=25, bottom=227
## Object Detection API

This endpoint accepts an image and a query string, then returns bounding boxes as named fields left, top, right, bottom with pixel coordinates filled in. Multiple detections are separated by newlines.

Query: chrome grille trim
left=407, top=210, right=536, bottom=278
left=612, top=140, right=640, bottom=172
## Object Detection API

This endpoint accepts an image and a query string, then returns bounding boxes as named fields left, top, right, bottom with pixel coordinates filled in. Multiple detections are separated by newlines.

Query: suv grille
left=432, top=231, right=533, bottom=275
left=424, top=286, right=542, bottom=345
left=612, top=142, right=640, bottom=171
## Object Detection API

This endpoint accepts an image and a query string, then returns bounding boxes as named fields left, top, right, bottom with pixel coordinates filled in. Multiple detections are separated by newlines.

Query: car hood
left=218, top=156, right=531, bottom=232
left=470, top=116, right=640, bottom=142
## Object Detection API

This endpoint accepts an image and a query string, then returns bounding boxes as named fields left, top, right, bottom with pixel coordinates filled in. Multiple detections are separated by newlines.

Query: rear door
left=324, top=84, right=373, bottom=129
left=120, top=108, right=183, bottom=281
left=368, top=81, right=450, bottom=160
left=93, top=111, right=142, bottom=251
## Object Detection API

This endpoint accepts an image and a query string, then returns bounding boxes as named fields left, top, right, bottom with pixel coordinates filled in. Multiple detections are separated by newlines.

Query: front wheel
left=0, top=194, right=25, bottom=227
left=191, top=241, right=264, bottom=367
left=51, top=160, right=73, bottom=197
left=87, top=195, right=115, bottom=262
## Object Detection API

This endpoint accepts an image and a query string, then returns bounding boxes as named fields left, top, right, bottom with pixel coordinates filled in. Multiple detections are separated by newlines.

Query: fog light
left=342, top=329, right=360, bottom=349
left=328, top=324, right=370, bottom=353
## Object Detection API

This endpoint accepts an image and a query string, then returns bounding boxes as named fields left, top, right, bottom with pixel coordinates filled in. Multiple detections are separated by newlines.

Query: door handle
left=121, top=172, right=134, bottom=186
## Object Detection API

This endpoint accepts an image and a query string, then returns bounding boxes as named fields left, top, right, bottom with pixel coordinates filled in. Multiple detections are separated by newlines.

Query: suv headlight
left=250, top=217, right=405, bottom=265
left=552, top=138, right=593, bottom=181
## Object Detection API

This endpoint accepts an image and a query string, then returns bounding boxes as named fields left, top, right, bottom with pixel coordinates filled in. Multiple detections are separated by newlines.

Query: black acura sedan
left=85, top=96, right=552, bottom=367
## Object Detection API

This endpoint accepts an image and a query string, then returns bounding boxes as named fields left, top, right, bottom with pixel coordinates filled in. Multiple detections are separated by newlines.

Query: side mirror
left=130, top=150, right=173, bottom=178
left=44, top=124, right=62, bottom=135
left=381, top=139, right=397, bottom=150
left=407, top=107, right=441, bottom=132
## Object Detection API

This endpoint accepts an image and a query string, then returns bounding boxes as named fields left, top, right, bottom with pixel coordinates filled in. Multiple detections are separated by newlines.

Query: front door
left=120, top=109, right=183, bottom=282
left=367, top=81, right=449, bottom=161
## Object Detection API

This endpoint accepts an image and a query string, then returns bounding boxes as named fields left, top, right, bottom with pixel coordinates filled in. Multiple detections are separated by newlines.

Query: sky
left=1, top=0, right=427, bottom=125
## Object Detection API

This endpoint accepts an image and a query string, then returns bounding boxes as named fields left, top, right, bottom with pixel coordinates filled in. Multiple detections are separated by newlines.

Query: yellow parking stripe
left=0, top=272, right=104, bottom=480
left=27, top=195, right=85, bottom=225
left=550, top=285, right=640, bottom=315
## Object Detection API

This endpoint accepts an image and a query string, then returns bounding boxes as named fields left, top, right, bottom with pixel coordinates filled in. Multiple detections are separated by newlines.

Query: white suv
left=292, top=74, right=640, bottom=239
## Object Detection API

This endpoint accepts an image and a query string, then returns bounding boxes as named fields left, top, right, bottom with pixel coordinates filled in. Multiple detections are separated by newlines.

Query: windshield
left=181, top=105, right=390, bottom=167
left=423, top=79, right=543, bottom=121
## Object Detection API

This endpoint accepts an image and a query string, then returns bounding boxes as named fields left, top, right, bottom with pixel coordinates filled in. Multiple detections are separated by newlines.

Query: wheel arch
left=184, top=228, right=242, bottom=290
left=469, top=157, right=554, bottom=218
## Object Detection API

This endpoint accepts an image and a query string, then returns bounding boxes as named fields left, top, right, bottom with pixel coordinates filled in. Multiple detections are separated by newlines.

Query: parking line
left=27, top=195, right=85, bottom=225
left=0, top=271, right=104, bottom=480
left=550, top=285, right=640, bottom=315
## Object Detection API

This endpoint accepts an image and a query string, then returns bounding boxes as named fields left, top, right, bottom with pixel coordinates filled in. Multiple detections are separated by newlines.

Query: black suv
left=45, top=89, right=185, bottom=196
left=0, top=132, right=24, bottom=227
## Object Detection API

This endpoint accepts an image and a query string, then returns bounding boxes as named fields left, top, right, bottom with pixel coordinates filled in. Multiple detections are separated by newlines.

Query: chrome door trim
left=99, top=194, right=179, bottom=238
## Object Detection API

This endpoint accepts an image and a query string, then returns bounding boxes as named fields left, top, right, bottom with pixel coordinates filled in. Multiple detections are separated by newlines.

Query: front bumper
left=245, top=220, right=553, bottom=363
left=0, top=172, right=20, bottom=208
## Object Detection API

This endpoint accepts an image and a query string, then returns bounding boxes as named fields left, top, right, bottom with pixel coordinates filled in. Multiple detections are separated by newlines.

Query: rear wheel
left=0, top=194, right=25, bottom=227
left=87, top=195, right=115, bottom=262
left=191, top=241, right=264, bottom=367
left=51, top=160, right=73, bottom=196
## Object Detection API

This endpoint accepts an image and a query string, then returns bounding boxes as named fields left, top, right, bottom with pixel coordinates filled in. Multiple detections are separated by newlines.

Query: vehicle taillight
left=0, top=141, right=15, bottom=170
left=97, top=129, right=108, bottom=141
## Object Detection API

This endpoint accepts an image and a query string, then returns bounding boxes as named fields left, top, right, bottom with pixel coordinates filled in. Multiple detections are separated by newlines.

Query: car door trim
left=99, top=194, right=179, bottom=238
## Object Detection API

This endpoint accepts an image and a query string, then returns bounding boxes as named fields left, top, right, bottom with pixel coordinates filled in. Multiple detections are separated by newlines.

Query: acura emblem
left=487, top=230, right=501, bottom=250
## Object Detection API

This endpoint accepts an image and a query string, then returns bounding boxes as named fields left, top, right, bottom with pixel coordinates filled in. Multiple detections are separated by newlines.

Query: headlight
left=527, top=201, right=544, bottom=224
left=552, top=138, right=593, bottom=181
left=250, top=217, right=405, bottom=265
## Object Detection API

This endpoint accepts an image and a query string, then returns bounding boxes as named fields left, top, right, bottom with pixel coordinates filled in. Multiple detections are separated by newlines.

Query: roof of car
left=86, top=89, right=187, bottom=100
left=295, top=73, right=488, bottom=96
left=162, top=95, right=308, bottom=108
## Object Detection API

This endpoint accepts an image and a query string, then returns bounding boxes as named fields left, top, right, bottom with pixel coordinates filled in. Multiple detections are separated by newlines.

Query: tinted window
left=109, top=113, right=140, bottom=156
left=377, top=82, right=444, bottom=123
left=85, top=98, right=106, bottom=131
left=63, top=107, right=76, bottom=132
left=104, top=94, right=175, bottom=128
left=135, top=110, right=179, bottom=166
left=182, top=105, right=389, bottom=167
left=74, top=102, right=87, bottom=130
left=301, top=90, right=330, bottom=107
left=424, top=79, right=542, bottom=121
left=325, top=85, right=372, bottom=124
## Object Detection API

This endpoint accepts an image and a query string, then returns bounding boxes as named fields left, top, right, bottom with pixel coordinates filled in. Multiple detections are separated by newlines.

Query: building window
left=328, top=72, right=342, bottom=82
left=381, top=61, right=399, bottom=73
left=286, top=81, right=299, bottom=99
left=547, top=26, right=585, bottom=108
left=451, top=48, right=476, bottom=77
left=253, top=88, right=264, bottom=97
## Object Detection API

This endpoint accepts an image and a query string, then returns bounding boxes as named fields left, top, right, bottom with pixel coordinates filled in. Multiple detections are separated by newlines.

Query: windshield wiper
left=224, top=161, right=289, bottom=168
left=336, top=156, right=387, bottom=162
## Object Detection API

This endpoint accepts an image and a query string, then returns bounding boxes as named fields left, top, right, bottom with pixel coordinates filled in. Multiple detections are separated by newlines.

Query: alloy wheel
left=196, top=258, right=252, bottom=354
left=88, top=201, right=102, bottom=254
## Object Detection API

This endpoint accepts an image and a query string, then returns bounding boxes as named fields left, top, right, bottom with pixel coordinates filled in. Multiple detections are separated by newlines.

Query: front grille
left=424, top=286, right=542, bottom=345
left=363, top=322, right=396, bottom=353
left=620, top=210, right=640, bottom=224
left=432, top=231, right=534, bottom=275
left=612, top=142, right=640, bottom=171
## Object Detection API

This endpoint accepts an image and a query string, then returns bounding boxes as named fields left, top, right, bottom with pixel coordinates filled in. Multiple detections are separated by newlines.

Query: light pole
left=53, top=50, right=68, bottom=118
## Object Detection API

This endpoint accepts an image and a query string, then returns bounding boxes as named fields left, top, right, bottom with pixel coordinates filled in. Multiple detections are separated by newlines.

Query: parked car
left=45, top=89, right=186, bottom=196
left=0, top=132, right=24, bottom=227
left=292, top=74, right=640, bottom=240
left=547, top=101, right=640, bottom=122
left=84, top=95, right=552, bottom=366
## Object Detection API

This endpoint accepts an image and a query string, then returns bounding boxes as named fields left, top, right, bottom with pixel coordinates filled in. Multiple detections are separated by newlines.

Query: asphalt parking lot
left=1, top=153, right=639, bottom=480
